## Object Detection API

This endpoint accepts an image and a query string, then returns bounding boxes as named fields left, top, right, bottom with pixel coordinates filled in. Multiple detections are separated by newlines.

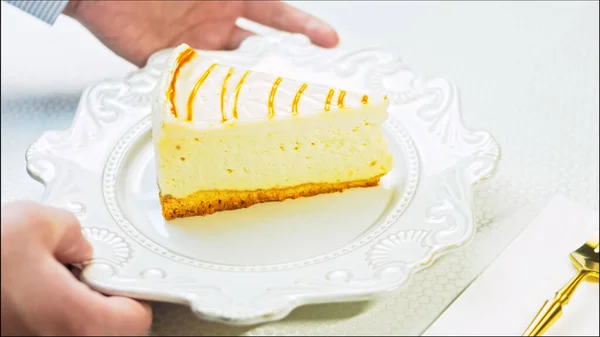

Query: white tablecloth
left=423, top=194, right=599, bottom=336
left=1, top=1, right=598, bottom=335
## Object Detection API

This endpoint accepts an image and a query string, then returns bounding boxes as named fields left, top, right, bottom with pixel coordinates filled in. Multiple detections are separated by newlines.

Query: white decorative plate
left=25, top=33, right=500, bottom=326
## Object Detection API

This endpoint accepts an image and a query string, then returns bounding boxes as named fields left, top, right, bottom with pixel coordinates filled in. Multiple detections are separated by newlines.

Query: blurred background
left=3, top=1, right=598, bottom=100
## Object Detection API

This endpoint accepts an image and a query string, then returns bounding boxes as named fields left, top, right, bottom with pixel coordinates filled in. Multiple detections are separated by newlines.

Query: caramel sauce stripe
left=324, top=88, right=336, bottom=111
left=291, top=83, right=308, bottom=115
left=268, top=77, right=283, bottom=118
left=166, top=48, right=197, bottom=118
left=232, top=70, right=253, bottom=120
left=220, top=67, right=235, bottom=122
left=186, top=63, right=219, bottom=122
left=337, top=89, right=347, bottom=108
left=361, top=94, right=369, bottom=104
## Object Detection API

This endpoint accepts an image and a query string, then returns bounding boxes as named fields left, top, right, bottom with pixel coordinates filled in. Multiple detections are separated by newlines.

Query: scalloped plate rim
left=24, top=33, right=501, bottom=326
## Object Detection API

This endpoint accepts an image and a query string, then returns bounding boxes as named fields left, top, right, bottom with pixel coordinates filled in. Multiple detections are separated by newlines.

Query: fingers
left=99, top=297, right=153, bottom=335
left=4, top=201, right=93, bottom=263
left=244, top=1, right=339, bottom=48
left=13, top=257, right=151, bottom=335
left=67, top=265, right=153, bottom=335
left=1, top=201, right=150, bottom=335
left=225, top=27, right=255, bottom=50
left=49, top=208, right=93, bottom=264
left=71, top=279, right=152, bottom=336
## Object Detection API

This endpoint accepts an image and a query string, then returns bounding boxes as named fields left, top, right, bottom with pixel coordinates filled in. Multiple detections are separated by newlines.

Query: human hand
left=1, top=201, right=152, bottom=336
left=64, top=0, right=340, bottom=68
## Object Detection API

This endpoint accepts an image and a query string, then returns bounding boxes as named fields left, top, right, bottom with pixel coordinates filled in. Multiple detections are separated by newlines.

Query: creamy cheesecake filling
left=155, top=106, right=392, bottom=198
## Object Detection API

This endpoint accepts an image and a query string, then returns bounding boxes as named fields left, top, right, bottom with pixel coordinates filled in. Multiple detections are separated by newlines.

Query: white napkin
left=422, top=194, right=599, bottom=336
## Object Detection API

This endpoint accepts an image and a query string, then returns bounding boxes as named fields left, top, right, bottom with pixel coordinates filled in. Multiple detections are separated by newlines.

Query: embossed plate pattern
left=25, top=34, right=500, bottom=326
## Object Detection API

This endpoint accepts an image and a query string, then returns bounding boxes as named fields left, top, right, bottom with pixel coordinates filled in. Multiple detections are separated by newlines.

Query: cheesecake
left=152, top=44, right=393, bottom=220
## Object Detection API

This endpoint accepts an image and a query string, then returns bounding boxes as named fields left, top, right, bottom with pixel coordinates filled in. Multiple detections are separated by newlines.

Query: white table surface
left=1, top=1, right=598, bottom=335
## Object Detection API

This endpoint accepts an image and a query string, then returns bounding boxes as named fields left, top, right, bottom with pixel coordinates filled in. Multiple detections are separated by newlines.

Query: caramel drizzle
left=337, top=90, right=347, bottom=108
left=232, top=70, right=252, bottom=119
left=186, top=63, right=219, bottom=122
left=324, top=89, right=336, bottom=111
left=268, top=77, right=283, bottom=118
left=292, top=83, right=308, bottom=115
left=361, top=94, right=369, bottom=104
left=166, top=48, right=197, bottom=118
left=220, top=67, right=234, bottom=122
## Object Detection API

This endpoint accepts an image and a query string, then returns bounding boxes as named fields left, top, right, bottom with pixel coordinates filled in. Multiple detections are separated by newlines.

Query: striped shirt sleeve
left=4, top=0, right=70, bottom=25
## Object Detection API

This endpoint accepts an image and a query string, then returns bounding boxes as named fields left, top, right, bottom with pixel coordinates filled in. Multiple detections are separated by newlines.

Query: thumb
left=1, top=201, right=93, bottom=263
left=42, top=205, right=93, bottom=264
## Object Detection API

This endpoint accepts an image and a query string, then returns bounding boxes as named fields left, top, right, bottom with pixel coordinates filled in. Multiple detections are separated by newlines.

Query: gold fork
left=523, top=233, right=599, bottom=336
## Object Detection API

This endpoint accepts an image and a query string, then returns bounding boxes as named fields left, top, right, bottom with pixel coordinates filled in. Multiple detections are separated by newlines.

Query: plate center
left=116, top=128, right=405, bottom=267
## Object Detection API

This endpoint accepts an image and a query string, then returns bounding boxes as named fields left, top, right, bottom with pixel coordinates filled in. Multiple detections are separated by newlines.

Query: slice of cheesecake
left=152, top=44, right=393, bottom=220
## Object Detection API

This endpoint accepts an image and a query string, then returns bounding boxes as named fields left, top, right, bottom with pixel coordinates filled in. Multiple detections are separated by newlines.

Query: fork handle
left=522, top=270, right=590, bottom=336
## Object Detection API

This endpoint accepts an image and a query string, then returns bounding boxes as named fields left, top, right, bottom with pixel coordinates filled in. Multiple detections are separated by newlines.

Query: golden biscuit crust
left=159, top=176, right=382, bottom=220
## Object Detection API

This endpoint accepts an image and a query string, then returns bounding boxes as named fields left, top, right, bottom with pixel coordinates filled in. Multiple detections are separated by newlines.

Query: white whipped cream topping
left=154, top=44, right=388, bottom=127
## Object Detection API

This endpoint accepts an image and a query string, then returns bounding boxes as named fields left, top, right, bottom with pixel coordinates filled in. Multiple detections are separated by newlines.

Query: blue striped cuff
left=4, top=0, right=70, bottom=25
